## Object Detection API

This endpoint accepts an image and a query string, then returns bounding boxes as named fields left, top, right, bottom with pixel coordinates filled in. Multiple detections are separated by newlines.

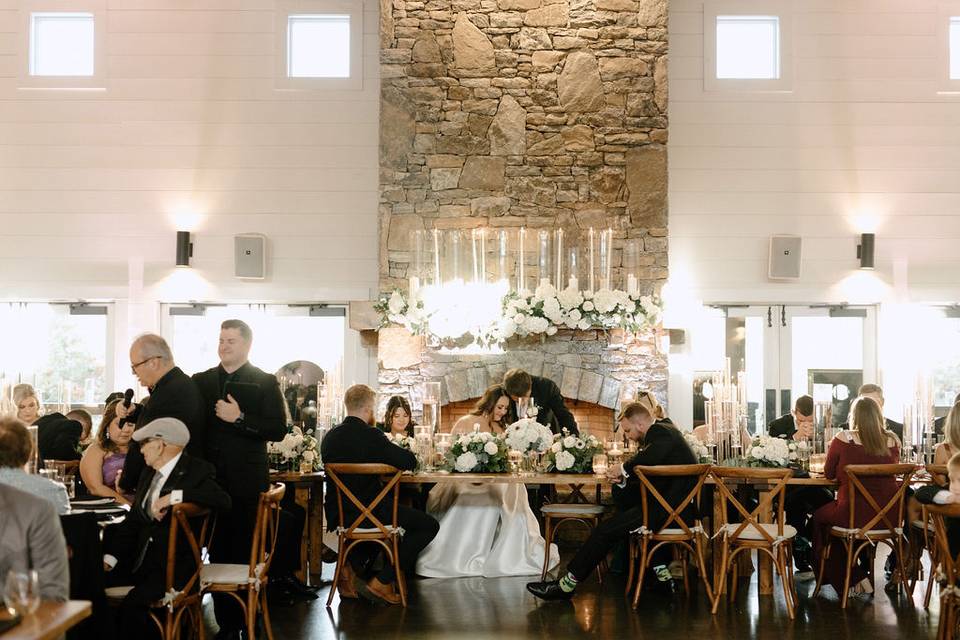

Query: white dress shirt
left=143, top=452, right=184, bottom=516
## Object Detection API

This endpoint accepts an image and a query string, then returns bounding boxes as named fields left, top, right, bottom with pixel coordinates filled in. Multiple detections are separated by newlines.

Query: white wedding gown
left=415, top=482, right=559, bottom=578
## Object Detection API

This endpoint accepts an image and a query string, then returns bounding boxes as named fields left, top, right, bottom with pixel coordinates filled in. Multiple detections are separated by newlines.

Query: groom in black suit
left=192, top=319, right=287, bottom=635
left=102, top=417, right=231, bottom=635
left=503, top=368, right=578, bottom=435
left=527, top=393, right=697, bottom=600
left=321, top=384, right=439, bottom=605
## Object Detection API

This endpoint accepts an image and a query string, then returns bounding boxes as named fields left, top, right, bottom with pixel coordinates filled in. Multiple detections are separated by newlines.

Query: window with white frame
left=29, top=12, right=95, bottom=76
left=716, top=15, right=780, bottom=80
left=950, top=17, right=960, bottom=80
left=287, top=14, right=351, bottom=78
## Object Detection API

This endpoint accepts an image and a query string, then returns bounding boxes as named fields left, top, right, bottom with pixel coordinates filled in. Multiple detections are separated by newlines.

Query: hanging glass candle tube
left=537, top=230, right=552, bottom=289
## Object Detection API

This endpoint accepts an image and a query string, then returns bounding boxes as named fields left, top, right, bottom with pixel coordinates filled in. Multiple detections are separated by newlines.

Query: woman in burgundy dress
left=812, top=396, right=900, bottom=598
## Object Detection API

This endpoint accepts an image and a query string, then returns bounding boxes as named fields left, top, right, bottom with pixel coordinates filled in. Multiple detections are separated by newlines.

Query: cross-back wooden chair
left=202, top=483, right=286, bottom=640
left=626, top=463, right=713, bottom=607
left=324, top=463, right=405, bottom=607
left=924, top=502, right=960, bottom=640
left=710, top=466, right=798, bottom=619
left=106, top=503, right=214, bottom=640
left=909, top=464, right=948, bottom=606
left=813, top=463, right=916, bottom=608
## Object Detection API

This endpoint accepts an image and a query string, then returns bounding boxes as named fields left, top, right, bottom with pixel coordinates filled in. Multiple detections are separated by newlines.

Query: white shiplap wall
left=669, top=0, right=960, bottom=304
left=0, top=0, right=379, bottom=306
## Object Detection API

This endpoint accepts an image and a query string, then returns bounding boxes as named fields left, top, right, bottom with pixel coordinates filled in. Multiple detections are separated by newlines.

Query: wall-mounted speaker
left=235, top=233, right=266, bottom=279
left=768, top=235, right=802, bottom=280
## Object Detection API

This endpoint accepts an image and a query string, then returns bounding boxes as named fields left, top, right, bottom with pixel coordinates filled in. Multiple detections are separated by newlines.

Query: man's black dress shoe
left=526, top=580, right=574, bottom=601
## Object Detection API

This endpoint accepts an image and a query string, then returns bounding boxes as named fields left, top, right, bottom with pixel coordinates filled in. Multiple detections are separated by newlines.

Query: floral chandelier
left=376, top=227, right=662, bottom=349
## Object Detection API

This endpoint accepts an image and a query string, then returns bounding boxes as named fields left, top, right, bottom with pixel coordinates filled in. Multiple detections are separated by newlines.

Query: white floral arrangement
left=446, top=431, right=509, bottom=473
left=746, top=434, right=800, bottom=468
left=385, top=432, right=413, bottom=450
left=546, top=429, right=604, bottom=473
left=504, top=417, right=555, bottom=454
left=375, top=282, right=661, bottom=348
left=683, top=432, right=713, bottom=464
left=268, top=427, right=321, bottom=471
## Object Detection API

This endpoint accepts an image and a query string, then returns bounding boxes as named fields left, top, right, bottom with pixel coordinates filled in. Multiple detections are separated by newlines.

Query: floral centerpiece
left=683, top=432, right=713, bottom=464
left=504, top=417, right=554, bottom=454
left=447, top=431, right=509, bottom=473
left=745, top=434, right=801, bottom=468
left=385, top=432, right=413, bottom=450
left=546, top=430, right=604, bottom=473
left=268, top=427, right=321, bottom=472
left=375, top=281, right=662, bottom=349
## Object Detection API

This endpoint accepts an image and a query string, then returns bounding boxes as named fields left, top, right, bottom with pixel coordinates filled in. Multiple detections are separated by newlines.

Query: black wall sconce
left=857, top=233, right=875, bottom=270
left=176, top=231, right=193, bottom=267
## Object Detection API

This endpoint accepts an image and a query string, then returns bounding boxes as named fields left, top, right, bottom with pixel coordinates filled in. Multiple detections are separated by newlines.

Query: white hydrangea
left=483, top=440, right=499, bottom=455
left=554, top=450, right=576, bottom=471
left=523, top=316, right=550, bottom=334
left=593, top=288, right=618, bottom=314
left=387, top=291, right=405, bottom=315
left=455, top=451, right=478, bottom=472
left=541, top=296, right=563, bottom=322
left=557, top=287, right=584, bottom=310
left=534, top=282, right=557, bottom=301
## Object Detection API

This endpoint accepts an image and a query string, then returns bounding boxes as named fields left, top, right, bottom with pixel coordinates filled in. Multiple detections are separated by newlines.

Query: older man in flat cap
left=103, top=418, right=231, bottom=636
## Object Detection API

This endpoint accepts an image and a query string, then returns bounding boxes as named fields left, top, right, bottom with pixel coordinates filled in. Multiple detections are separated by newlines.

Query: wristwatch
left=235, top=411, right=245, bottom=424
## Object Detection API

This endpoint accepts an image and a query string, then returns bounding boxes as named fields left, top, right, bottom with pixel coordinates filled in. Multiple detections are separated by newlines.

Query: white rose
left=387, top=291, right=405, bottom=315
left=563, top=435, right=576, bottom=448
left=551, top=442, right=562, bottom=453
left=513, top=313, right=526, bottom=324
left=583, top=301, right=595, bottom=312
left=577, top=319, right=592, bottom=331
left=546, top=325, right=558, bottom=335
left=555, top=450, right=575, bottom=471
left=483, top=441, right=499, bottom=455
left=568, top=309, right=582, bottom=322
left=455, top=451, right=478, bottom=472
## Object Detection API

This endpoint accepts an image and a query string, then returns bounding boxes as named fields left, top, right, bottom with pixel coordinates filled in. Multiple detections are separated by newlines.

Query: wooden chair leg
left=840, top=540, right=854, bottom=609
left=924, top=552, right=938, bottom=608
left=326, top=539, right=348, bottom=607
left=245, top=591, right=255, bottom=640
left=261, top=589, right=275, bottom=640
left=776, top=550, right=795, bottom=620
left=895, top=537, right=910, bottom=597
left=625, top=533, right=637, bottom=597
left=711, top=540, right=730, bottom=614
left=730, top=548, right=740, bottom=602
left=694, top=534, right=714, bottom=603
left=631, top=537, right=650, bottom=609
left=541, top=517, right=553, bottom=582
left=393, top=536, right=407, bottom=607
left=813, top=539, right=831, bottom=597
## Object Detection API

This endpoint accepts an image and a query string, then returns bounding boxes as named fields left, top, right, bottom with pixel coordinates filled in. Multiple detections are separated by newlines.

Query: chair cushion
left=201, top=563, right=251, bottom=585
left=541, top=503, right=606, bottom=515
left=722, top=523, right=797, bottom=541
left=830, top=526, right=897, bottom=537
left=105, top=585, right=134, bottom=599
left=911, top=519, right=934, bottom=531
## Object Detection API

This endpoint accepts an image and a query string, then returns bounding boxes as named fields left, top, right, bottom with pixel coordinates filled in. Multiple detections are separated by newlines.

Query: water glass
left=38, top=469, right=58, bottom=482
left=42, top=459, right=56, bottom=473
left=61, top=477, right=75, bottom=499
left=4, top=570, right=39, bottom=617
left=592, top=453, right=608, bottom=476
left=809, top=453, right=827, bottom=475
left=508, top=450, right=523, bottom=475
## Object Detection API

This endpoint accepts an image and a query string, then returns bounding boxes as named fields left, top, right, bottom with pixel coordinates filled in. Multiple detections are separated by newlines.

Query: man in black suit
left=192, top=319, right=287, bottom=635
left=321, top=384, right=439, bottom=605
left=767, top=395, right=831, bottom=577
left=117, top=334, right=206, bottom=494
left=503, top=368, right=578, bottom=435
left=527, top=393, right=696, bottom=600
left=35, top=412, right=83, bottom=461
left=839, top=384, right=904, bottom=444
left=767, top=394, right=815, bottom=441
left=103, top=418, right=231, bottom=636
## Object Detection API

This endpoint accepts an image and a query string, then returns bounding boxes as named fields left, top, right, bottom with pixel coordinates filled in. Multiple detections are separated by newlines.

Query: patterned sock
left=558, top=572, right=578, bottom=593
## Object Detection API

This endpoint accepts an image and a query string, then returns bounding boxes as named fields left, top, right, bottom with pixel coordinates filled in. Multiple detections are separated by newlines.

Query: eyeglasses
left=130, top=356, right=160, bottom=374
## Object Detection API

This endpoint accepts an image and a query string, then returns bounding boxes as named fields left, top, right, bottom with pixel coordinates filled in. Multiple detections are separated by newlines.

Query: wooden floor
left=205, top=548, right=943, bottom=640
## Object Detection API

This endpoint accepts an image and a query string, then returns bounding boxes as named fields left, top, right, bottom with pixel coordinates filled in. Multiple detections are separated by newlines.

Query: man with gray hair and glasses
left=117, top=333, right=206, bottom=494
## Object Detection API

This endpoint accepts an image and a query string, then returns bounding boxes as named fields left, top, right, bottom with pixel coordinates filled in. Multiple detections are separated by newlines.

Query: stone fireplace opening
left=442, top=397, right=616, bottom=439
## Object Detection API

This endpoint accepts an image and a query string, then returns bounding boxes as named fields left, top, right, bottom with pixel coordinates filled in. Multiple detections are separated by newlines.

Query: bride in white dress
left=416, top=384, right=559, bottom=578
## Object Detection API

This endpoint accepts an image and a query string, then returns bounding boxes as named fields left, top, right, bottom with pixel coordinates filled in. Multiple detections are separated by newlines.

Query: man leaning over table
left=527, top=393, right=696, bottom=600
left=321, top=384, right=439, bottom=605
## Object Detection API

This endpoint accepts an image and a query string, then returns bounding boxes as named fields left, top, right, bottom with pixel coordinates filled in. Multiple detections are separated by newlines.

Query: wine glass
left=516, top=397, right=530, bottom=421
left=4, top=570, right=39, bottom=616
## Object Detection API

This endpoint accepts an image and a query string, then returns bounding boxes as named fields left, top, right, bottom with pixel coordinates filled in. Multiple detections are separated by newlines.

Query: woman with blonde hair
left=12, top=383, right=42, bottom=425
left=931, top=402, right=960, bottom=483
left=811, top=395, right=900, bottom=599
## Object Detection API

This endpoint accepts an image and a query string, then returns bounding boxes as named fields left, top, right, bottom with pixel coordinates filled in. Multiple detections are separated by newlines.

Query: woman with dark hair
left=451, top=385, right=511, bottom=435
left=382, top=395, right=416, bottom=437
left=811, top=395, right=900, bottom=599
left=79, top=399, right=135, bottom=505
left=416, top=384, right=557, bottom=578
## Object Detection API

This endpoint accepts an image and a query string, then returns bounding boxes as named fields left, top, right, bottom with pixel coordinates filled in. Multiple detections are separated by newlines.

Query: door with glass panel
left=692, top=305, right=876, bottom=434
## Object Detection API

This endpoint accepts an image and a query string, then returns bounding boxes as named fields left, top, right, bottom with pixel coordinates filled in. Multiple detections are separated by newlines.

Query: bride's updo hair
left=471, top=384, right=510, bottom=418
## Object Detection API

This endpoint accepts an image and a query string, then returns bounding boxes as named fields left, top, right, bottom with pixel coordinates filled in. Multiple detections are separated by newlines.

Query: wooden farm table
left=401, top=472, right=609, bottom=503
left=0, top=600, right=91, bottom=640
left=270, top=471, right=325, bottom=583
